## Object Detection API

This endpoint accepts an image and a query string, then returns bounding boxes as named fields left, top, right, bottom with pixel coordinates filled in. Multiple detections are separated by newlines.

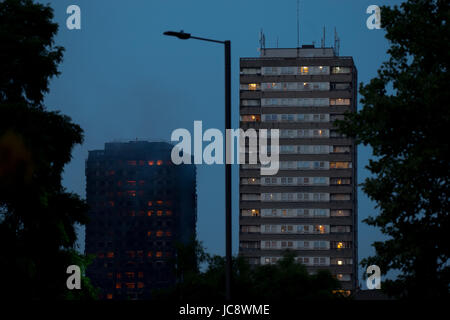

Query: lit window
left=147, top=251, right=152, bottom=257
left=156, top=231, right=163, bottom=237
left=126, top=272, right=134, bottom=279
left=147, top=211, right=153, bottom=217
left=115, top=283, right=122, bottom=289
left=156, top=251, right=162, bottom=258
left=148, top=161, right=154, bottom=166
left=337, top=260, right=343, bottom=265
left=166, top=231, right=172, bottom=237
left=156, top=200, right=163, bottom=205
left=157, top=210, right=163, bottom=216
left=107, top=252, right=114, bottom=258
left=137, top=282, right=144, bottom=289
left=127, top=190, right=136, bottom=197
left=337, top=242, right=344, bottom=249
left=248, top=83, right=259, bottom=90
left=147, top=231, right=152, bottom=237
left=157, top=160, right=163, bottom=166
left=300, top=66, right=309, bottom=74
left=125, top=283, right=135, bottom=289
left=106, top=293, right=113, bottom=299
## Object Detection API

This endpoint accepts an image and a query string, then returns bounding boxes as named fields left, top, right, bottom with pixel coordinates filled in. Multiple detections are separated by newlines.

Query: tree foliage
left=0, top=0, right=97, bottom=299
left=154, top=241, right=344, bottom=301
left=337, top=0, right=449, bottom=299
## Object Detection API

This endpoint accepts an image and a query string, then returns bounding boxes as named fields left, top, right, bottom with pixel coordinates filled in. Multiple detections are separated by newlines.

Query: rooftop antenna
left=296, top=0, right=300, bottom=47
left=321, top=26, right=326, bottom=48
left=334, top=27, right=340, bottom=56
left=259, top=28, right=266, bottom=50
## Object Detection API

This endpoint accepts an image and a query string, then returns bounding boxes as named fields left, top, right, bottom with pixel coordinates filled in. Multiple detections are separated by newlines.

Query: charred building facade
left=85, top=141, right=196, bottom=300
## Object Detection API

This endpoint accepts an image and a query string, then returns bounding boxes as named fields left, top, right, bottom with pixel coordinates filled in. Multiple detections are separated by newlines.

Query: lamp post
left=163, top=30, right=232, bottom=301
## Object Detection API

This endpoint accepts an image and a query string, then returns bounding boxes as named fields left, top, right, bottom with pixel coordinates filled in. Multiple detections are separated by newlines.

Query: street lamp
left=163, top=30, right=232, bottom=301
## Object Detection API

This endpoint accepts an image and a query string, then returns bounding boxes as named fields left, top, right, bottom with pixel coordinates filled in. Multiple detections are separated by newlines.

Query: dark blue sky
left=40, top=0, right=404, bottom=286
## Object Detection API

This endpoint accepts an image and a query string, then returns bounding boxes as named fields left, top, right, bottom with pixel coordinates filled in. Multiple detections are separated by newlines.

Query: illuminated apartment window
left=125, top=272, right=135, bottom=279
left=147, top=251, right=152, bottom=257
left=156, top=210, right=163, bottom=216
left=137, top=282, right=144, bottom=289
left=147, top=211, right=153, bottom=217
left=330, top=162, right=351, bottom=169
left=156, top=251, right=163, bottom=258
left=315, top=225, right=326, bottom=234
left=156, top=230, right=164, bottom=237
left=157, top=160, right=163, bottom=166
left=240, top=115, right=261, bottom=122
left=166, top=231, right=172, bottom=237
left=330, top=98, right=351, bottom=105
left=107, top=252, right=114, bottom=258
left=166, top=210, right=173, bottom=216
left=148, top=201, right=153, bottom=207
left=248, top=83, right=260, bottom=90
left=148, top=160, right=154, bottom=166
left=156, top=200, right=163, bottom=205
left=116, top=283, right=122, bottom=289
left=300, top=66, right=309, bottom=74
left=127, top=190, right=136, bottom=197
left=331, top=66, right=351, bottom=74
left=331, top=209, right=351, bottom=217
left=147, top=231, right=152, bottom=237
left=106, top=293, right=113, bottom=299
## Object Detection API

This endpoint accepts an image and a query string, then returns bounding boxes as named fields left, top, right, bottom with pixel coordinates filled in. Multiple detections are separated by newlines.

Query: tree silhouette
left=337, top=0, right=449, bottom=299
left=0, top=0, right=97, bottom=299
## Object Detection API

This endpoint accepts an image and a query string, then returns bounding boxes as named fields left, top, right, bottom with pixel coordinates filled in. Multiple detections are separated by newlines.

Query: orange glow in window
left=138, top=282, right=144, bottom=289
left=156, top=200, right=163, bottom=205
left=337, top=242, right=344, bottom=249
left=107, top=252, right=114, bottom=258
left=166, top=231, right=172, bottom=237
left=147, top=231, right=152, bottom=237
left=106, top=293, right=113, bottom=299
left=157, top=210, right=163, bottom=216
left=148, top=160, right=154, bottom=166
left=147, top=251, right=152, bottom=257
left=157, top=160, right=163, bottom=166
left=127, top=190, right=136, bottom=197
left=125, top=283, right=135, bottom=289
left=148, top=201, right=153, bottom=207
left=156, top=252, right=162, bottom=258
left=147, top=211, right=153, bottom=217
left=156, top=230, right=163, bottom=237
left=115, top=283, right=122, bottom=289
